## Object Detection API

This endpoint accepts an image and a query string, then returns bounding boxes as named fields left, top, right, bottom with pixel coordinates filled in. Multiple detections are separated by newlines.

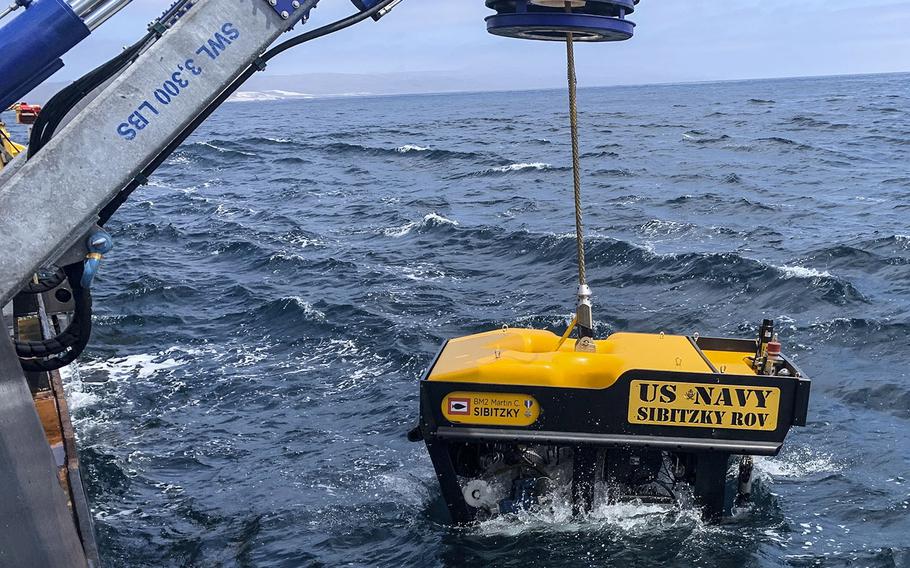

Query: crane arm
left=0, top=0, right=397, bottom=307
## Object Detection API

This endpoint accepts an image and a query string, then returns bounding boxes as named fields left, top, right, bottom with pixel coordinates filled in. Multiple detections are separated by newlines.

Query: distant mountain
left=234, top=70, right=555, bottom=98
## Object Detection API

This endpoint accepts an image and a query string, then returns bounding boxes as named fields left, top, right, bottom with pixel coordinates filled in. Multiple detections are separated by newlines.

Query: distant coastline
left=21, top=70, right=910, bottom=106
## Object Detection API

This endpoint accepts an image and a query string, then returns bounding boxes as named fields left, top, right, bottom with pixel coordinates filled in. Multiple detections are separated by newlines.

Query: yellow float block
left=0, top=122, right=25, bottom=170
left=428, top=328, right=728, bottom=390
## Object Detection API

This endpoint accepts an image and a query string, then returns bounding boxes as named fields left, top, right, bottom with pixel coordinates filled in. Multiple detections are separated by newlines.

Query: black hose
left=28, top=36, right=151, bottom=157
left=262, top=0, right=400, bottom=60
left=21, top=266, right=66, bottom=294
left=28, top=0, right=195, bottom=158
left=17, top=264, right=93, bottom=373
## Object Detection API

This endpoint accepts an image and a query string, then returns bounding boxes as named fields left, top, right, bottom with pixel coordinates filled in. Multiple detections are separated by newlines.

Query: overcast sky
left=52, top=0, right=910, bottom=90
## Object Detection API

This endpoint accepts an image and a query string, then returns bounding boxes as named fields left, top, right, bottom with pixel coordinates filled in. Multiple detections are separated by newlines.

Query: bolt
left=280, top=10, right=289, bottom=18
left=268, top=0, right=276, bottom=5
left=292, top=0, right=300, bottom=7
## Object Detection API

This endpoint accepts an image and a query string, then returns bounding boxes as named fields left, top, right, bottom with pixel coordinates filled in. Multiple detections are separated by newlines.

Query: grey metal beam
left=0, top=316, right=88, bottom=568
left=0, top=0, right=316, bottom=306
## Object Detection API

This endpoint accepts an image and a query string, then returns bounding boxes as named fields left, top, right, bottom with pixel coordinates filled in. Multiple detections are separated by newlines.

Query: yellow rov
left=409, top=324, right=810, bottom=522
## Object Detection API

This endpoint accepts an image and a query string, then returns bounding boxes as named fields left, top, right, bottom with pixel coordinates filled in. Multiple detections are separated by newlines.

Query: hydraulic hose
left=21, top=266, right=67, bottom=294
left=16, top=263, right=94, bottom=373
left=28, top=0, right=195, bottom=157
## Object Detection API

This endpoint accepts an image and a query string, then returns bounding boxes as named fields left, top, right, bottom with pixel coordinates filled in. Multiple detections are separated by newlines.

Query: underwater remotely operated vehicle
left=408, top=0, right=812, bottom=523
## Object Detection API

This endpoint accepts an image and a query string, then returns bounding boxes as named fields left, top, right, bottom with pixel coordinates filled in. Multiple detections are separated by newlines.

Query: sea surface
left=26, top=73, right=910, bottom=566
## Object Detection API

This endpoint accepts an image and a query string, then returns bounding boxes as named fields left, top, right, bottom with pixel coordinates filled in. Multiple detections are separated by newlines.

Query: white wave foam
left=382, top=212, right=458, bottom=237
left=198, top=141, right=255, bottom=156
left=395, top=144, right=430, bottom=153
left=493, top=162, right=551, bottom=173
left=754, top=448, right=841, bottom=479
left=474, top=499, right=704, bottom=537
left=775, top=265, right=833, bottom=279
left=399, top=263, right=449, bottom=282
left=75, top=346, right=205, bottom=383
left=269, top=252, right=305, bottom=263
left=640, top=219, right=693, bottom=238
left=287, top=297, right=326, bottom=321
left=375, top=473, right=432, bottom=507
left=58, top=366, right=101, bottom=411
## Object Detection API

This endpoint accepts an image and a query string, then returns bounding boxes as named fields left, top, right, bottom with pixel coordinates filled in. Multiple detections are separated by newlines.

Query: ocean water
left=46, top=73, right=910, bottom=566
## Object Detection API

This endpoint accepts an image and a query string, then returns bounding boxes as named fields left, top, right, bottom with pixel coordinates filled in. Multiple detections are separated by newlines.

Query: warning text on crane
left=116, top=23, right=241, bottom=141
left=628, top=380, right=780, bottom=431
left=442, top=392, right=540, bottom=427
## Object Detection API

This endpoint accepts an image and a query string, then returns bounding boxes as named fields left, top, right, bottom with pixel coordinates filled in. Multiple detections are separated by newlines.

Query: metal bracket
left=264, top=0, right=314, bottom=21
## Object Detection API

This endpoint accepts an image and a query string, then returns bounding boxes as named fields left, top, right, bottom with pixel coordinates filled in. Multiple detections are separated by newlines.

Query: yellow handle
left=555, top=317, right=578, bottom=351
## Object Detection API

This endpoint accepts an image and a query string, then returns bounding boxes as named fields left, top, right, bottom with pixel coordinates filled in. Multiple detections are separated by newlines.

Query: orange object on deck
left=12, top=102, right=41, bottom=125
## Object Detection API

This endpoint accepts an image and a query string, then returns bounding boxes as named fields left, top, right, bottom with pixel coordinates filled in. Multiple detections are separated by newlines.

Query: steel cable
left=565, top=28, right=587, bottom=289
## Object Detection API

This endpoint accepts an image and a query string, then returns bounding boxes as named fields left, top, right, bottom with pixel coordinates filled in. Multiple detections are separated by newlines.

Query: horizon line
left=226, top=69, right=910, bottom=103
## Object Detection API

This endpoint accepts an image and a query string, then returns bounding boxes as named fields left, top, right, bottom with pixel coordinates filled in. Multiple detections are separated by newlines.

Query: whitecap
left=775, top=265, right=833, bottom=279
left=382, top=212, right=458, bottom=237
left=493, top=162, right=551, bottom=173
left=395, top=144, right=430, bottom=153
left=198, top=141, right=255, bottom=156
left=754, top=448, right=841, bottom=479
left=75, top=347, right=200, bottom=382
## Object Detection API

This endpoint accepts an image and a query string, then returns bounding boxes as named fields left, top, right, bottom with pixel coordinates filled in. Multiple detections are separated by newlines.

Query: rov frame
left=411, top=335, right=811, bottom=522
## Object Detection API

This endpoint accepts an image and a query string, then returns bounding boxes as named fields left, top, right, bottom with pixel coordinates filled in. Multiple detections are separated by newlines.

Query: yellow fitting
left=555, top=317, right=578, bottom=351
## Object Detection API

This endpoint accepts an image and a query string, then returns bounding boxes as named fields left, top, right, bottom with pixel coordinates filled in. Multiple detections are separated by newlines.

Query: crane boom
left=0, top=0, right=319, bottom=307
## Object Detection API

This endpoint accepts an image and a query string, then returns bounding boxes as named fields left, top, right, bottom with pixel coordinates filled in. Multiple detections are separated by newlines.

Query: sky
left=35, top=0, right=910, bottom=92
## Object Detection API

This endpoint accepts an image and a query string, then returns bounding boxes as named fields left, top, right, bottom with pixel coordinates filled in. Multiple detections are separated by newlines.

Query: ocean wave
left=682, top=130, right=731, bottom=144
left=775, top=265, right=834, bottom=280
left=581, top=150, right=620, bottom=159
left=786, top=115, right=838, bottom=129
left=806, top=317, right=910, bottom=348
left=314, top=141, right=485, bottom=161
left=639, top=219, right=695, bottom=238
left=395, top=144, right=430, bottom=153
left=191, top=140, right=257, bottom=158
left=754, top=447, right=841, bottom=480
left=382, top=212, right=459, bottom=237
left=448, top=162, right=564, bottom=179
left=76, top=348, right=198, bottom=382
left=593, top=167, right=635, bottom=177
left=756, top=136, right=813, bottom=150
left=834, top=382, right=910, bottom=419
left=493, top=162, right=552, bottom=173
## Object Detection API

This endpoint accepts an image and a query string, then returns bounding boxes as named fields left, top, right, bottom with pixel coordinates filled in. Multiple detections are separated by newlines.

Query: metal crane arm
left=0, top=0, right=323, bottom=307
